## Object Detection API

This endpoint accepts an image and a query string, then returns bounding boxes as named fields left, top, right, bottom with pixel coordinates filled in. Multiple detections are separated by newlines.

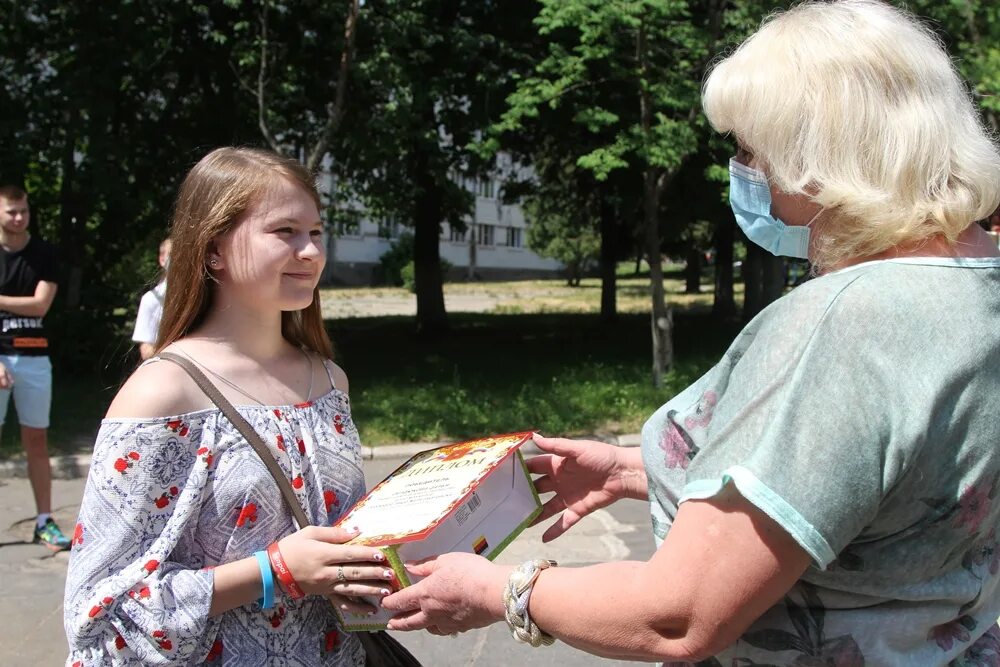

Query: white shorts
left=0, top=355, right=52, bottom=429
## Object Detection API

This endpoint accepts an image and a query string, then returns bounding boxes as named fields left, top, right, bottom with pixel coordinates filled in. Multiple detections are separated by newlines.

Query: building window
left=377, top=217, right=401, bottom=239
left=336, top=219, right=361, bottom=237
left=505, top=227, right=522, bottom=248
left=477, top=177, right=495, bottom=199
left=449, top=225, right=466, bottom=242
left=476, top=224, right=494, bottom=246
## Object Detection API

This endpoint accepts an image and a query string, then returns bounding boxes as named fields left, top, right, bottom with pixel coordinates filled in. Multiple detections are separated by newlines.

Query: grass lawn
left=0, top=270, right=744, bottom=458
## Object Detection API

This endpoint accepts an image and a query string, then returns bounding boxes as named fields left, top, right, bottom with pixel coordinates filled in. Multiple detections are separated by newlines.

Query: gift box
left=334, top=431, right=542, bottom=631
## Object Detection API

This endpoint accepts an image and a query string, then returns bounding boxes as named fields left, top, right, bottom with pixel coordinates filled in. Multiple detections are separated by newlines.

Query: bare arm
left=385, top=483, right=810, bottom=662
left=0, top=280, right=57, bottom=317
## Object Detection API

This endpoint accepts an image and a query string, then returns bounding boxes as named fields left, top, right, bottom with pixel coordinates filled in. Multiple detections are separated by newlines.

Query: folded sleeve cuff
left=680, top=465, right=837, bottom=569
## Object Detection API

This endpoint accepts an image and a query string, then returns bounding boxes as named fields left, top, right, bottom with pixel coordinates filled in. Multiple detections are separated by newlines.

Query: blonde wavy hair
left=702, top=0, right=1000, bottom=271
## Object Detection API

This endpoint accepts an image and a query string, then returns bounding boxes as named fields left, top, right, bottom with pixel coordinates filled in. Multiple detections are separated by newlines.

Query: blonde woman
left=65, top=148, right=389, bottom=665
left=381, top=2, right=1000, bottom=664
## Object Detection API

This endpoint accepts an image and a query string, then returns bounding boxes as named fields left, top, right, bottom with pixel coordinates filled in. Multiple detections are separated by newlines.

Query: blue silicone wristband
left=255, top=550, right=275, bottom=609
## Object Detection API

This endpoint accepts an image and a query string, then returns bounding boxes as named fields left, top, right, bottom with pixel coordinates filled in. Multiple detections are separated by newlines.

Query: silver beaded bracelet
left=502, top=559, right=558, bottom=647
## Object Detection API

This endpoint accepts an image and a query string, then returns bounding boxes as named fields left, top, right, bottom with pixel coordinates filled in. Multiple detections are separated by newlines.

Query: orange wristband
left=267, top=542, right=305, bottom=599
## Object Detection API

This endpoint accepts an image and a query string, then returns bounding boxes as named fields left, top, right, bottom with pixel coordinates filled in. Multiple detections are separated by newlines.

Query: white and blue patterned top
left=64, top=366, right=367, bottom=666
left=642, top=257, right=1000, bottom=666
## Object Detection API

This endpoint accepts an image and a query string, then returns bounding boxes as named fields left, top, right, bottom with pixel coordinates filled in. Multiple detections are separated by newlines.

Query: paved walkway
left=0, top=451, right=655, bottom=666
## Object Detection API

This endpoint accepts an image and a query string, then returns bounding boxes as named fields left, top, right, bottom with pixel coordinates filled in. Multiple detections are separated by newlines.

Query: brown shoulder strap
left=158, top=351, right=312, bottom=529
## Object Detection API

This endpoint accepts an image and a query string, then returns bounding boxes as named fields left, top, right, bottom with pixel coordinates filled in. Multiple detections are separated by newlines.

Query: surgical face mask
left=728, top=158, right=814, bottom=259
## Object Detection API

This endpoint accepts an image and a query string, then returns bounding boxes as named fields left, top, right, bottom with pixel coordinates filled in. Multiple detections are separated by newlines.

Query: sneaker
left=33, top=518, right=71, bottom=552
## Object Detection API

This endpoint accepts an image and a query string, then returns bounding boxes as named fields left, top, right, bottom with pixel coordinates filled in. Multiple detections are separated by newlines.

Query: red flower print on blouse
left=236, top=503, right=258, bottom=527
left=275, top=434, right=285, bottom=452
left=324, top=629, right=340, bottom=653
left=87, top=596, right=114, bottom=618
left=297, top=438, right=306, bottom=455
left=71, top=522, right=84, bottom=547
left=268, top=606, right=286, bottom=628
left=115, top=633, right=127, bottom=650
left=956, top=484, right=992, bottom=533
left=291, top=475, right=304, bottom=490
left=151, top=629, right=172, bottom=651
left=144, top=559, right=160, bottom=574
left=113, top=451, right=141, bottom=474
left=207, top=639, right=223, bottom=661
left=333, top=414, right=346, bottom=434
left=154, top=486, right=180, bottom=509
left=164, top=419, right=189, bottom=437
left=324, top=490, right=339, bottom=514
left=196, top=447, right=213, bottom=468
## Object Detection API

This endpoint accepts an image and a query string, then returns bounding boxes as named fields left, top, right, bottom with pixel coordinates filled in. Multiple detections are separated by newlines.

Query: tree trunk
left=742, top=240, right=763, bottom=320
left=638, top=18, right=672, bottom=386
left=412, top=154, right=449, bottom=337
left=712, top=214, right=737, bottom=320
left=762, top=253, right=786, bottom=304
left=645, top=169, right=672, bottom=387
left=467, top=228, right=478, bottom=281
left=743, top=242, right=786, bottom=320
left=684, top=245, right=701, bottom=294
left=598, top=195, right=617, bottom=323
left=58, top=122, right=83, bottom=309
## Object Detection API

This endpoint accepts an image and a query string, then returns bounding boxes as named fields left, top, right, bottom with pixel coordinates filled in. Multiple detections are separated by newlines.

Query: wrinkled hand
left=382, top=553, right=510, bottom=634
left=528, top=434, right=632, bottom=542
left=0, top=362, right=12, bottom=390
left=277, top=526, right=393, bottom=616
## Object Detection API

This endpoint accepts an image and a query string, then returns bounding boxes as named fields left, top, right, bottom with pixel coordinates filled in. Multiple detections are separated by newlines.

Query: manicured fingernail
left=380, top=588, right=390, bottom=596
left=373, top=552, right=384, bottom=562
left=383, top=569, right=394, bottom=579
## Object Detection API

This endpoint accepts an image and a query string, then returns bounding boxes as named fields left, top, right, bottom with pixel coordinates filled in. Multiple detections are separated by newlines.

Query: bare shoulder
left=324, top=359, right=350, bottom=396
left=105, top=357, right=213, bottom=419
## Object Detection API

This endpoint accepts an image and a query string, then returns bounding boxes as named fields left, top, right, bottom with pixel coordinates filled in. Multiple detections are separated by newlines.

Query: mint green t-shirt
left=641, top=258, right=1000, bottom=666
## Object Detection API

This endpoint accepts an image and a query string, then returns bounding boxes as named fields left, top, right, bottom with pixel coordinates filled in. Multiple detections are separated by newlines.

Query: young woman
left=65, top=148, right=389, bottom=666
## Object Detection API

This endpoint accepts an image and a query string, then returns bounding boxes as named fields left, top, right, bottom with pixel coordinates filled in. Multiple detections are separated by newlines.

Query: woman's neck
left=830, top=223, right=1000, bottom=273
left=190, top=298, right=287, bottom=362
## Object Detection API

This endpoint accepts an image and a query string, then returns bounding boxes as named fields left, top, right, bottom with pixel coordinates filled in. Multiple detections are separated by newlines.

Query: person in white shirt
left=132, top=238, right=171, bottom=359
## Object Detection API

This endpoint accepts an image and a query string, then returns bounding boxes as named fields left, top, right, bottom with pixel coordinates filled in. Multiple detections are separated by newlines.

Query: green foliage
left=378, top=233, right=415, bottom=287
left=337, top=312, right=742, bottom=445
left=379, top=234, right=450, bottom=291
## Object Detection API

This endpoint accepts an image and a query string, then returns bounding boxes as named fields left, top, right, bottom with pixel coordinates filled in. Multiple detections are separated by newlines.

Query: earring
left=209, top=258, right=220, bottom=268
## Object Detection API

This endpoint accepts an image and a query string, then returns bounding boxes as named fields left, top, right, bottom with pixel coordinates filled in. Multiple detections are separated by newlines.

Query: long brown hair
left=155, top=147, right=333, bottom=359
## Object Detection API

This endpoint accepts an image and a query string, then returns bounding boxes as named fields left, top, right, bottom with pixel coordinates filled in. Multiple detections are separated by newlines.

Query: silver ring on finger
left=337, top=565, right=347, bottom=583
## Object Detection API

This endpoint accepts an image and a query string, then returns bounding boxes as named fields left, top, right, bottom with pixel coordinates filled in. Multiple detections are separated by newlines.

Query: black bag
left=161, top=352, right=423, bottom=667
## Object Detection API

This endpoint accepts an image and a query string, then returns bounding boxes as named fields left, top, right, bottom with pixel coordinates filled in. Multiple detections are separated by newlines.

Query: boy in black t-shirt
left=0, top=185, right=68, bottom=550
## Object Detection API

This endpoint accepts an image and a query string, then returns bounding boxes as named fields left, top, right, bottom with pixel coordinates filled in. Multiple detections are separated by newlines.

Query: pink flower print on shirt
left=928, top=616, right=977, bottom=651
left=659, top=411, right=699, bottom=470
left=683, top=391, right=718, bottom=431
left=956, top=483, right=992, bottom=533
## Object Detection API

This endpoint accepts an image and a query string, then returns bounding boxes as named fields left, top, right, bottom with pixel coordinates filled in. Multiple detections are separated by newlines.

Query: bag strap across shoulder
left=158, top=351, right=311, bottom=529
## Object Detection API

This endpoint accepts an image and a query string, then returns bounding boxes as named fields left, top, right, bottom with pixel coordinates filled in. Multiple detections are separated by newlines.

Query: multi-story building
left=318, top=171, right=562, bottom=286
